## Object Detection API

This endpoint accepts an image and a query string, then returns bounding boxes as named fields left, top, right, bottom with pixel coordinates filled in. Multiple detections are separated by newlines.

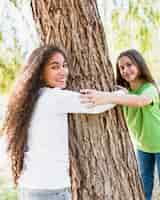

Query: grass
left=0, top=172, right=17, bottom=200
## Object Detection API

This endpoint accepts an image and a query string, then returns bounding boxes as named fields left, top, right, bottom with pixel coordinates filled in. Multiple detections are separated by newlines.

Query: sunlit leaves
left=0, top=33, right=3, bottom=43
left=111, top=0, right=160, bottom=53
left=9, top=0, right=18, bottom=7
left=0, top=47, right=22, bottom=93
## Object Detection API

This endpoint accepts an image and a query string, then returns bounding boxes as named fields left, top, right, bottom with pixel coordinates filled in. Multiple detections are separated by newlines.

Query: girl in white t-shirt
left=2, top=45, right=116, bottom=200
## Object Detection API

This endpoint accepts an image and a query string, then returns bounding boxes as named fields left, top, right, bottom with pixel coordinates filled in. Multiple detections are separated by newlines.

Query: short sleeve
left=141, top=84, right=159, bottom=104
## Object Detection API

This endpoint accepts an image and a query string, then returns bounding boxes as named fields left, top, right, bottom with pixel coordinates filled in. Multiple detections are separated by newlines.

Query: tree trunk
left=31, top=0, right=145, bottom=199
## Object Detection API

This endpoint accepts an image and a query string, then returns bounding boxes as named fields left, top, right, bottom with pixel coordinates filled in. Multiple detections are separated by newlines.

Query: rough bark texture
left=31, top=0, right=145, bottom=199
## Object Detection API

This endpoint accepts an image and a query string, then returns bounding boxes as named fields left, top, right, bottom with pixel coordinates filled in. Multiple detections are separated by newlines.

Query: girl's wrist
left=103, top=92, right=112, bottom=104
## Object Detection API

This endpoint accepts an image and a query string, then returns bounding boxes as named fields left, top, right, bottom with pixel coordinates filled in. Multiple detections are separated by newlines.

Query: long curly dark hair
left=2, top=45, right=68, bottom=185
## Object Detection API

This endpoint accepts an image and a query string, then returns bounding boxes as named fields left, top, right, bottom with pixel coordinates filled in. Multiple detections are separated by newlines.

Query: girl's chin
left=124, top=77, right=135, bottom=82
left=60, top=85, right=66, bottom=89
left=56, top=83, right=66, bottom=89
left=47, top=83, right=66, bottom=88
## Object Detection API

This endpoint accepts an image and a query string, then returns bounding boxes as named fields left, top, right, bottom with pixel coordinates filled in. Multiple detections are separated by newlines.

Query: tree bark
left=31, top=0, right=145, bottom=199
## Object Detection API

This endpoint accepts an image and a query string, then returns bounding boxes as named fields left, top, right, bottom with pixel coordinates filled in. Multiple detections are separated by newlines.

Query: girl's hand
left=80, top=89, right=110, bottom=106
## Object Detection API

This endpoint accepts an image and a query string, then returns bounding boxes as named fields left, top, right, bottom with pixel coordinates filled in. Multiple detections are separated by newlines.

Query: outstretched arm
left=80, top=89, right=152, bottom=107
left=50, top=89, right=116, bottom=114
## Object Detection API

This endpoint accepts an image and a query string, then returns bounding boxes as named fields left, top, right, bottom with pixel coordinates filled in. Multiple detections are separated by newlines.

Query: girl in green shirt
left=81, top=49, right=160, bottom=200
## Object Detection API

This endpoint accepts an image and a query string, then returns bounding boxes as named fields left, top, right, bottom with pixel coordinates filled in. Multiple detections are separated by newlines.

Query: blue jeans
left=137, top=150, right=160, bottom=200
left=18, top=188, right=71, bottom=200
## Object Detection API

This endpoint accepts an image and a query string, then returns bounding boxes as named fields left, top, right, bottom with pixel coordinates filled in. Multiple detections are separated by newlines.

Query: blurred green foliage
left=10, top=0, right=18, bottom=7
left=111, top=0, right=160, bottom=53
left=0, top=38, right=22, bottom=94
left=0, top=174, right=17, bottom=200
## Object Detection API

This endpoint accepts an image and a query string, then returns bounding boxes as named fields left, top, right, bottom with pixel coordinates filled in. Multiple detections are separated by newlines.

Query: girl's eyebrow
left=49, top=61, right=60, bottom=65
left=119, top=61, right=132, bottom=67
left=48, top=61, right=67, bottom=65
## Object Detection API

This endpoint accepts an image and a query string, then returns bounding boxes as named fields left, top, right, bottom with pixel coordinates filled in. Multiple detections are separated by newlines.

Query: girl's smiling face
left=41, top=52, right=69, bottom=88
left=118, top=56, right=140, bottom=83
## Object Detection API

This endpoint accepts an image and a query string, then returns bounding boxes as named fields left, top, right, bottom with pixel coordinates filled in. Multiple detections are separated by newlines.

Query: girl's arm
left=55, top=90, right=115, bottom=114
left=80, top=89, right=152, bottom=107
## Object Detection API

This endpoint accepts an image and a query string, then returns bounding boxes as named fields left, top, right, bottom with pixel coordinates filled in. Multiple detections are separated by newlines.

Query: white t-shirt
left=18, top=87, right=115, bottom=189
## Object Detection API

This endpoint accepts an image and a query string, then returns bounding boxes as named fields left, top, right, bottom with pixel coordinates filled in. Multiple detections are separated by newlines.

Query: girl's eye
left=63, top=63, right=68, bottom=68
left=51, top=65, right=60, bottom=69
left=51, top=63, right=68, bottom=69
left=119, top=66, right=124, bottom=70
left=127, top=63, right=132, bottom=67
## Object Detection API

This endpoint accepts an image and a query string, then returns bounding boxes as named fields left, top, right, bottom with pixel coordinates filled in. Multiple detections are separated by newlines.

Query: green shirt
left=123, top=83, right=160, bottom=153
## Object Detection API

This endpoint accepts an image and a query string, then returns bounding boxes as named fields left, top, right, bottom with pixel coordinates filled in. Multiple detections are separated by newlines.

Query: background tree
left=31, top=1, right=145, bottom=200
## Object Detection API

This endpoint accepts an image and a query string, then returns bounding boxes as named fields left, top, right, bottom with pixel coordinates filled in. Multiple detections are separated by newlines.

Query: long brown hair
left=116, top=49, right=156, bottom=88
left=2, top=45, right=68, bottom=185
